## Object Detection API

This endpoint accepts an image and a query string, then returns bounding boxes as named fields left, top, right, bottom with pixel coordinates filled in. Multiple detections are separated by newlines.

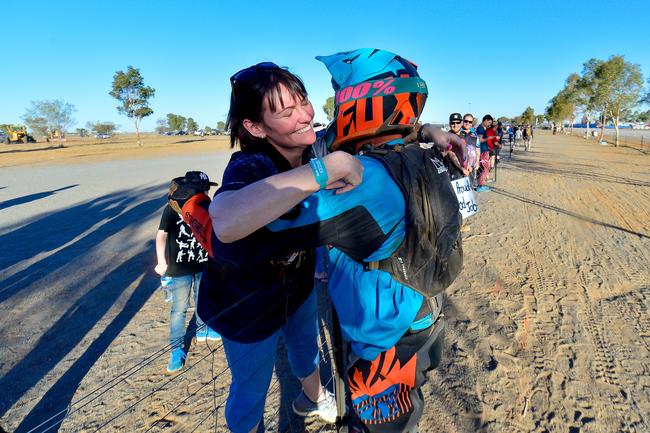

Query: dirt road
left=0, top=132, right=648, bottom=432
left=422, top=133, right=650, bottom=433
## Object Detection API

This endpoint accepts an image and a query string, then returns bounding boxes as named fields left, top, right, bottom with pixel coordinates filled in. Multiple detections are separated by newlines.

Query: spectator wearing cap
left=155, top=172, right=221, bottom=373
left=446, top=113, right=470, bottom=178
left=475, top=115, right=494, bottom=191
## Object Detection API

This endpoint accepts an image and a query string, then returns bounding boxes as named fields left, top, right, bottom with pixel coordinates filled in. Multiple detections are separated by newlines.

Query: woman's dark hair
left=226, top=65, right=308, bottom=150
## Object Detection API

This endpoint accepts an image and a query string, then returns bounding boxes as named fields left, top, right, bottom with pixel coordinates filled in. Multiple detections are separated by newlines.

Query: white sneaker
left=292, top=389, right=337, bottom=423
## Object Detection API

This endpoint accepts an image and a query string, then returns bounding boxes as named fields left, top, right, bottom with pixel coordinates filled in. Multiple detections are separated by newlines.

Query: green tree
left=558, top=73, right=582, bottom=134
left=323, top=96, right=335, bottom=121
left=204, top=126, right=213, bottom=135
left=497, top=116, right=510, bottom=124
left=520, top=106, right=535, bottom=125
left=216, top=121, right=226, bottom=132
left=640, top=78, right=650, bottom=105
left=545, top=74, right=583, bottom=132
left=636, top=109, right=650, bottom=123
left=545, top=94, right=571, bottom=131
left=76, top=128, right=88, bottom=137
left=155, top=118, right=169, bottom=134
left=22, top=116, right=49, bottom=138
left=109, top=66, right=155, bottom=146
left=22, top=99, right=76, bottom=147
left=581, top=55, right=644, bottom=146
left=186, top=117, right=198, bottom=133
left=167, top=113, right=186, bottom=131
left=86, top=121, right=118, bottom=135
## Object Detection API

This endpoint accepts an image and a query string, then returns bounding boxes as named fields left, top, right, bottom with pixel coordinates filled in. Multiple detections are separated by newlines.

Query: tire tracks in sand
left=423, top=134, right=649, bottom=433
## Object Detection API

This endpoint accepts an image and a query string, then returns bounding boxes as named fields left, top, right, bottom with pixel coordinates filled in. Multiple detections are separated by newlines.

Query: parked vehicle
left=2, top=125, right=36, bottom=144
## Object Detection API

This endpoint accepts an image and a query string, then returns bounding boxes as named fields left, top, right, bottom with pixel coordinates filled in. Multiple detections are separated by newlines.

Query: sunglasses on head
left=230, top=62, right=281, bottom=100
left=230, top=62, right=280, bottom=85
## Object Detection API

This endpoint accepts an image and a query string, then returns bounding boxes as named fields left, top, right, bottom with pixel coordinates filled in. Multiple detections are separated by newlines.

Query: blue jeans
left=168, top=273, right=204, bottom=349
left=222, top=289, right=319, bottom=433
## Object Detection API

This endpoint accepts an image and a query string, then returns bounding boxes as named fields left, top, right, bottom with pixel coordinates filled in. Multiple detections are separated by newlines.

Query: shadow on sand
left=0, top=184, right=167, bottom=433
left=0, top=185, right=79, bottom=211
left=491, top=186, right=649, bottom=239
left=503, top=157, right=650, bottom=188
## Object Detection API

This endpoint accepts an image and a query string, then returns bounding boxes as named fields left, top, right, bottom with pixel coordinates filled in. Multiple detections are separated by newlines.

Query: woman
left=195, top=63, right=362, bottom=433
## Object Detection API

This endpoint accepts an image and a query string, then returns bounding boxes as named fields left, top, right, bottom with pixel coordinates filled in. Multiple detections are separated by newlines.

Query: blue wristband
left=309, top=158, right=328, bottom=190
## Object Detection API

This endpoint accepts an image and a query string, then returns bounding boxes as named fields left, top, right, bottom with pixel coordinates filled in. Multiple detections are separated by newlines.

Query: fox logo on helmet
left=316, top=48, right=428, bottom=152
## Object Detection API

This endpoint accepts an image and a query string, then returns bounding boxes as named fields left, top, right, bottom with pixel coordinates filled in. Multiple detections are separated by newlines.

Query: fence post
left=330, top=306, right=348, bottom=427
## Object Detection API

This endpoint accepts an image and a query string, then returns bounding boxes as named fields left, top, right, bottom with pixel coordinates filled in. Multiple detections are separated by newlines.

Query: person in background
left=460, top=113, right=480, bottom=189
left=447, top=112, right=470, bottom=178
left=515, top=124, right=523, bottom=147
left=155, top=173, right=221, bottom=373
left=523, top=123, right=533, bottom=151
left=496, top=121, right=504, bottom=162
left=475, top=114, right=493, bottom=192
left=488, top=121, right=502, bottom=170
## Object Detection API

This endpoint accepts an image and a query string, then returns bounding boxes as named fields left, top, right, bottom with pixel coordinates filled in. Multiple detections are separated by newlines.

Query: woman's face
left=258, top=84, right=316, bottom=150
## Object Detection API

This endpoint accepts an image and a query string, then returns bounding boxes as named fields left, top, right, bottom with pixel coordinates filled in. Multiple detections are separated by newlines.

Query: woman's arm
left=210, top=151, right=362, bottom=243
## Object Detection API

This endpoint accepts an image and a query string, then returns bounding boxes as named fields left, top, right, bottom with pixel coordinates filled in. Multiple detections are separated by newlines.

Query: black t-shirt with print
left=158, top=205, right=208, bottom=276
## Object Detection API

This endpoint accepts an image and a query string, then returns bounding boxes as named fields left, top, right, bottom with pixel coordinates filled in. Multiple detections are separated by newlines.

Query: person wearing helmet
left=175, top=49, right=465, bottom=432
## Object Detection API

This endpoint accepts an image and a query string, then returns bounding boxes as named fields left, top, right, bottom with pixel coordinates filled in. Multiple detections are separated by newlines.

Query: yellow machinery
left=2, top=125, right=36, bottom=144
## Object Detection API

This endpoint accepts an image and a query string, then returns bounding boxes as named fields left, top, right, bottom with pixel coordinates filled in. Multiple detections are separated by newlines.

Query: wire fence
left=24, top=283, right=340, bottom=433
left=569, top=128, right=650, bottom=152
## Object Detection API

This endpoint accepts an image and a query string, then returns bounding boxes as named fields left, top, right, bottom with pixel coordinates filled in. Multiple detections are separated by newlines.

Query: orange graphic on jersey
left=349, top=346, right=416, bottom=401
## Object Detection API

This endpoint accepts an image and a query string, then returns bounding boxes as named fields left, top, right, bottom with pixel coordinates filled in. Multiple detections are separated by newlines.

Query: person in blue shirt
left=174, top=49, right=464, bottom=433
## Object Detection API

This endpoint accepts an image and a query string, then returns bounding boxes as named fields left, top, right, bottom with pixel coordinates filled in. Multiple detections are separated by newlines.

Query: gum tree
left=581, top=56, right=643, bottom=146
left=23, top=99, right=76, bottom=147
left=110, top=66, right=155, bottom=146
left=323, top=96, right=335, bottom=121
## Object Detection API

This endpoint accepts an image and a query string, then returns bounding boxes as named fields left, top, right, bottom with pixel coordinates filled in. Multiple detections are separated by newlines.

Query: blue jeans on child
left=222, top=288, right=320, bottom=433
left=168, top=273, right=204, bottom=349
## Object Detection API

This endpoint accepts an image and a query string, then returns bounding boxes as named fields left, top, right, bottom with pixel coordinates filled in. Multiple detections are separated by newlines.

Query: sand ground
left=0, top=132, right=649, bottom=433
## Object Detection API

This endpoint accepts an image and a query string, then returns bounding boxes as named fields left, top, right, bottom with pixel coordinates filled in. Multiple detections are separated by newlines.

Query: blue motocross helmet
left=316, top=48, right=428, bottom=151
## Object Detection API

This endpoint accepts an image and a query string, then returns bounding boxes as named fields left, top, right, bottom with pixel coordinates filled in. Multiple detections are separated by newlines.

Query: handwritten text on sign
left=452, top=177, right=478, bottom=218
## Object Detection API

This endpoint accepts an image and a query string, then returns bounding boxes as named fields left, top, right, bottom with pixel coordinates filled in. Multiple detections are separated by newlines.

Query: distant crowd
left=441, top=113, right=534, bottom=192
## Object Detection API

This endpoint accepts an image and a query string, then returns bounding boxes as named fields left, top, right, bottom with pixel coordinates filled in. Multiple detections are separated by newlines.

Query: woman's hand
left=322, top=151, right=364, bottom=194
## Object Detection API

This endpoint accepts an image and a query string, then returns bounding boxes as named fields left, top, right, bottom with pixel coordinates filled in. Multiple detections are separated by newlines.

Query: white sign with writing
left=451, top=177, right=478, bottom=218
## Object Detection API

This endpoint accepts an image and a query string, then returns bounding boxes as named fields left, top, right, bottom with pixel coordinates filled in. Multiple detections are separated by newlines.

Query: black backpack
left=365, top=144, right=463, bottom=298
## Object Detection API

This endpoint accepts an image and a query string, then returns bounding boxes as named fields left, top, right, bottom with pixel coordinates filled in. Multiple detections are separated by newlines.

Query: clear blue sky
left=3, top=0, right=649, bottom=132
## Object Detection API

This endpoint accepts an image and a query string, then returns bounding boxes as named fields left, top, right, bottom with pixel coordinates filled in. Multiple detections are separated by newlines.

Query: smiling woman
left=179, top=63, right=362, bottom=433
